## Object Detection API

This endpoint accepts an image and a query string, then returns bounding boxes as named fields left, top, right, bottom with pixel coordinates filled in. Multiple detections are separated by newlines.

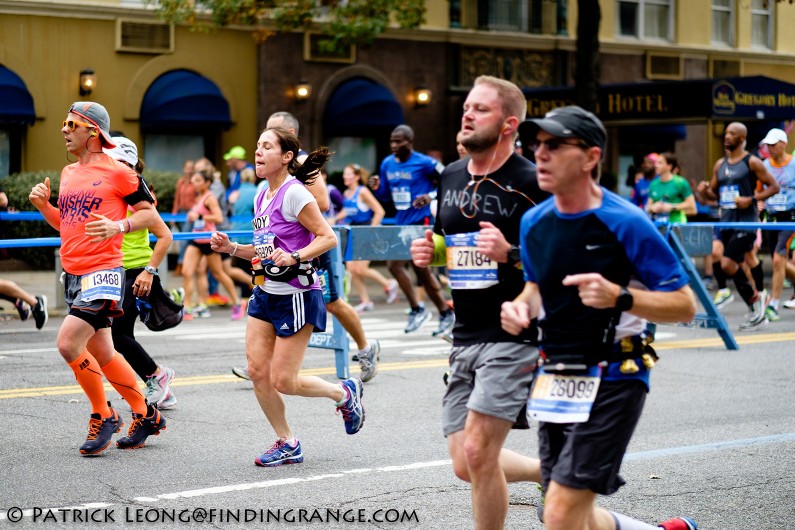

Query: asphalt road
left=1, top=297, right=794, bottom=529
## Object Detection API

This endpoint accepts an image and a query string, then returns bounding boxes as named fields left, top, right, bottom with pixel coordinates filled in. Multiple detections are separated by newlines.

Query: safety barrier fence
left=5, top=215, right=795, bottom=358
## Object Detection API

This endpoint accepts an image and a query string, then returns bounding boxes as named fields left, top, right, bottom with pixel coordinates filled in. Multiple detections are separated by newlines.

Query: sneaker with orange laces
left=79, top=405, right=122, bottom=456
left=658, top=516, right=698, bottom=530
left=116, top=406, right=166, bottom=449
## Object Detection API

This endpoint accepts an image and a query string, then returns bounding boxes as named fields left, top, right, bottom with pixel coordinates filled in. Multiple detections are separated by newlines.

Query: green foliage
left=0, top=171, right=61, bottom=268
left=146, top=0, right=426, bottom=53
left=142, top=169, right=181, bottom=214
left=0, top=169, right=180, bottom=269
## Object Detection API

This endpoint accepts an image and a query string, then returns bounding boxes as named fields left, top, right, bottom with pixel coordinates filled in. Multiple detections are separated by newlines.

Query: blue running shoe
left=432, top=310, right=455, bottom=337
left=255, top=438, right=304, bottom=467
left=658, top=516, right=698, bottom=530
left=79, top=406, right=122, bottom=456
left=337, top=378, right=365, bottom=434
left=116, top=407, right=166, bottom=449
left=404, top=306, right=431, bottom=333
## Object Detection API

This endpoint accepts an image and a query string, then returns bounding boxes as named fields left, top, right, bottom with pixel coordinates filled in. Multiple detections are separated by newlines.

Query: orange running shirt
left=58, top=155, right=143, bottom=275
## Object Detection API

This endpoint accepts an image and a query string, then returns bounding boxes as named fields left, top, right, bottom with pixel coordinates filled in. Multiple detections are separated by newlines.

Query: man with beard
left=698, top=122, right=778, bottom=330
left=411, top=75, right=547, bottom=529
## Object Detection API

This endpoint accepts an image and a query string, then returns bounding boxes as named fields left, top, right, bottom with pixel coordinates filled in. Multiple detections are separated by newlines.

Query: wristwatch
left=506, top=245, right=521, bottom=266
left=616, top=287, right=633, bottom=312
left=143, top=265, right=158, bottom=276
left=290, top=251, right=301, bottom=264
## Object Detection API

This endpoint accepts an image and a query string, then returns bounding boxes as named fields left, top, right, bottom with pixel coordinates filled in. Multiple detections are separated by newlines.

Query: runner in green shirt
left=646, top=151, right=696, bottom=224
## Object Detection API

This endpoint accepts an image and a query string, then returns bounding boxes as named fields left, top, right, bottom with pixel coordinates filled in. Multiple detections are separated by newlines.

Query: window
left=751, top=0, right=772, bottom=49
left=144, top=134, right=205, bottom=173
left=712, top=0, right=734, bottom=46
left=617, top=0, right=672, bottom=41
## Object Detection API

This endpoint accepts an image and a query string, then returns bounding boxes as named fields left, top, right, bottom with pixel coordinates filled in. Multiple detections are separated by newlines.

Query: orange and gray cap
left=68, top=101, right=116, bottom=148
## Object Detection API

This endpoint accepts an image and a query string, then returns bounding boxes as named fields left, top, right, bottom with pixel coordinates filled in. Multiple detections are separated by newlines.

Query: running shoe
left=354, top=301, right=374, bottom=313
left=230, top=304, right=244, bottom=321
left=784, top=294, right=795, bottom=309
left=170, top=287, right=185, bottom=305
left=232, top=366, right=251, bottom=380
left=255, top=438, right=303, bottom=467
left=206, top=293, right=230, bottom=307
left=713, top=288, right=734, bottom=309
left=14, top=299, right=30, bottom=321
left=658, top=516, right=698, bottom=530
left=144, top=366, right=175, bottom=407
left=432, top=310, right=456, bottom=337
left=32, top=295, right=48, bottom=330
left=156, top=390, right=177, bottom=410
left=79, top=406, right=122, bottom=456
left=337, top=378, right=365, bottom=434
left=192, top=305, right=211, bottom=318
left=404, top=306, right=431, bottom=334
left=700, top=275, right=717, bottom=291
left=765, top=305, right=781, bottom=322
left=358, top=339, right=380, bottom=383
left=116, top=407, right=166, bottom=449
left=385, top=279, right=399, bottom=304
left=739, top=295, right=767, bottom=331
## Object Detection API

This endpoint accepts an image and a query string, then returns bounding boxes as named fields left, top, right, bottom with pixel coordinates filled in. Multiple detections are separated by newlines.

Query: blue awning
left=141, top=70, right=230, bottom=130
left=0, top=66, right=35, bottom=125
left=324, top=78, right=405, bottom=137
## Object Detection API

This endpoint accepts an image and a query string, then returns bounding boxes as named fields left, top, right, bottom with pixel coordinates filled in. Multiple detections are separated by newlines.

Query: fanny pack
left=252, top=259, right=319, bottom=287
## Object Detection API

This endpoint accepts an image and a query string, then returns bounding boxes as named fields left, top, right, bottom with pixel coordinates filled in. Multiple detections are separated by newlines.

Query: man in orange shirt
left=29, top=102, right=167, bottom=456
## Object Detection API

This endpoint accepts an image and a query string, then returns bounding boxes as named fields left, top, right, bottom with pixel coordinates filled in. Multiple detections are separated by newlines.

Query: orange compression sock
left=68, top=351, right=111, bottom=417
left=99, top=353, right=147, bottom=415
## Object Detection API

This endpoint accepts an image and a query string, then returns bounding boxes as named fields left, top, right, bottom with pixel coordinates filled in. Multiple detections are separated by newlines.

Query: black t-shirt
left=433, top=154, right=549, bottom=345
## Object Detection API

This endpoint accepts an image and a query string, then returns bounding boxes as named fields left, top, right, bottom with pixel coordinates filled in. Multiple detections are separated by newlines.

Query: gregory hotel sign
left=525, top=76, right=795, bottom=122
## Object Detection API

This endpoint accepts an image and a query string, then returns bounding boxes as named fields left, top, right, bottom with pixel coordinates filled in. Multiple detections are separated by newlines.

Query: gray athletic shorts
left=442, top=341, right=538, bottom=437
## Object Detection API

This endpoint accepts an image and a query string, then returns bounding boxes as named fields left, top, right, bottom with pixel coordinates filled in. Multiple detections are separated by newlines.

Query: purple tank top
left=251, top=178, right=319, bottom=290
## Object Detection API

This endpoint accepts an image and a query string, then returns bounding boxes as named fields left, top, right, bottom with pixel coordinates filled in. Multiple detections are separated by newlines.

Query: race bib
left=391, top=186, right=412, bottom=210
left=719, top=185, right=739, bottom=210
left=193, top=218, right=206, bottom=231
left=444, top=233, right=498, bottom=289
left=80, top=267, right=124, bottom=302
left=527, top=365, right=602, bottom=424
left=254, top=234, right=276, bottom=259
left=768, top=190, right=788, bottom=212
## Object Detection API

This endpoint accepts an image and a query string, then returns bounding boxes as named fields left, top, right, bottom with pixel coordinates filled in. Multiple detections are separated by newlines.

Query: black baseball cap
left=520, top=105, right=606, bottom=157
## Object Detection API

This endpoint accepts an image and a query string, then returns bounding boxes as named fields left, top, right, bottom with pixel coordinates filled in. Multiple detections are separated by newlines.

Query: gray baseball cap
left=69, top=101, right=116, bottom=148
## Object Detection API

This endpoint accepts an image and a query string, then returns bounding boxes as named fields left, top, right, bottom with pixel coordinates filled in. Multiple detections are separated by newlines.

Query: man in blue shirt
left=502, top=106, right=698, bottom=530
left=371, top=125, right=455, bottom=335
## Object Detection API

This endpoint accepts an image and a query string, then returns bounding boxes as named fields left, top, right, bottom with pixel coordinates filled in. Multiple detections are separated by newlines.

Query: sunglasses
left=62, top=119, right=96, bottom=132
left=529, top=138, right=589, bottom=153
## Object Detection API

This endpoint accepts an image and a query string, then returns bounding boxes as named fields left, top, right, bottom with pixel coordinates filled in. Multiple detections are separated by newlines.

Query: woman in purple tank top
left=210, top=127, right=367, bottom=466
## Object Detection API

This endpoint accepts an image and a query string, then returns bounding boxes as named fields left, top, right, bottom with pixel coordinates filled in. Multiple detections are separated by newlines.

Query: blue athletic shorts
left=247, top=288, right=326, bottom=336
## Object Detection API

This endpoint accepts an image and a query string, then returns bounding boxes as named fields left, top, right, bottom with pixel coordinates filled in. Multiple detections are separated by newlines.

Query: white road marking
left=3, top=431, right=794, bottom=521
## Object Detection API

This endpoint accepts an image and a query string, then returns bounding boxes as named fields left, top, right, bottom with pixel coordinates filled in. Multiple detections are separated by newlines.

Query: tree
left=147, top=0, right=426, bottom=52
left=574, top=0, right=600, bottom=112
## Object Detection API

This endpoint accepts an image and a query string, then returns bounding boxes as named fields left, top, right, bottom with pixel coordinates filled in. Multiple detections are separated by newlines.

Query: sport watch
left=506, top=245, right=521, bottom=266
left=616, top=286, right=633, bottom=312
left=290, top=251, right=301, bottom=264
left=143, top=265, right=158, bottom=276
